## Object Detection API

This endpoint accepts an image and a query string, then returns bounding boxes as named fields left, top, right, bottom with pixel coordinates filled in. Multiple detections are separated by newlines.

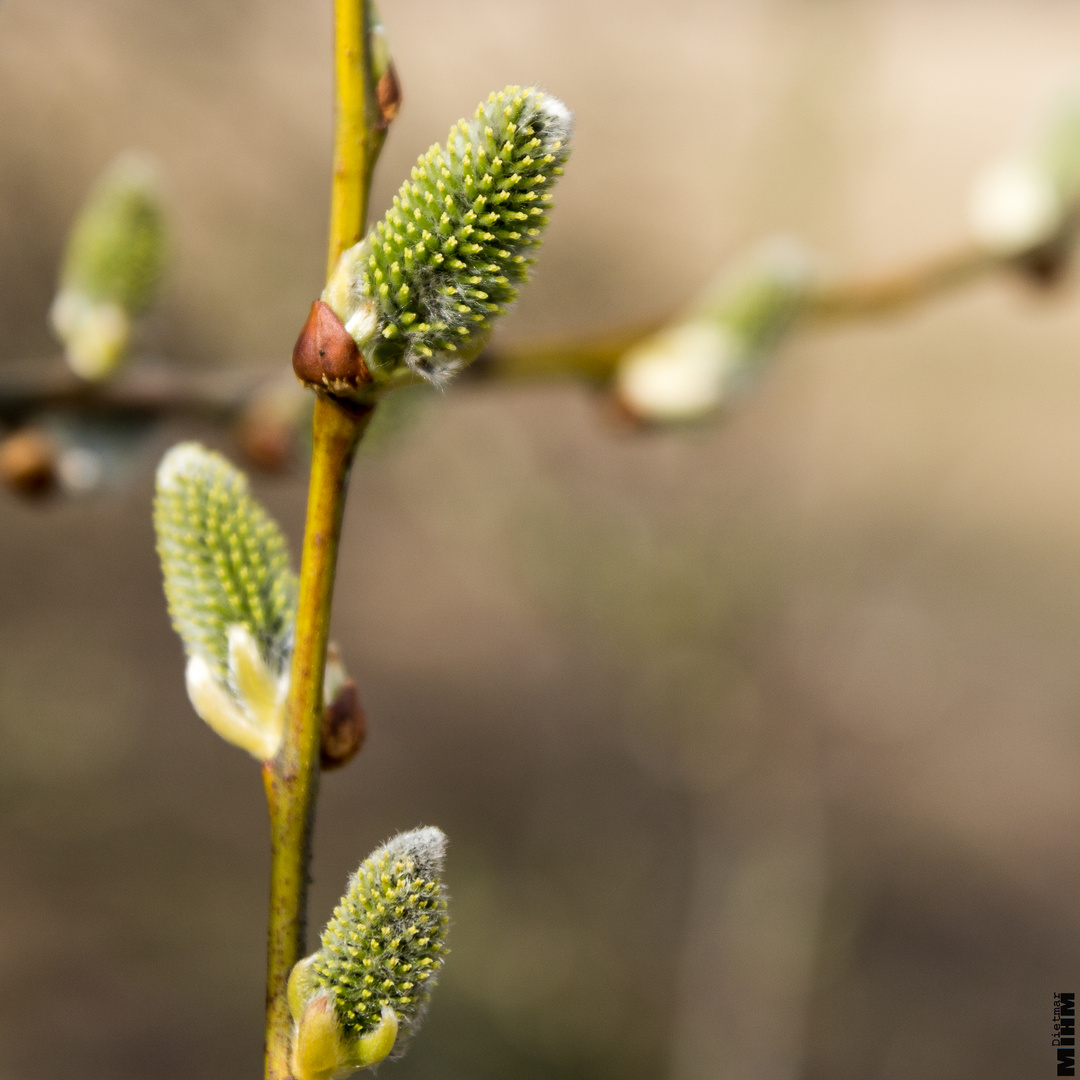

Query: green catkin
left=154, top=442, right=296, bottom=676
left=615, top=239, right=813, bottom=423
left=61, top=152, right=166, bottom=316
left=328, top=86, right=572, bottom=388
left=702, top=239, right=811, bottom=362
left=50, top=152, right=167, bottom=379
left=307, top=828, right=450, bottom=1049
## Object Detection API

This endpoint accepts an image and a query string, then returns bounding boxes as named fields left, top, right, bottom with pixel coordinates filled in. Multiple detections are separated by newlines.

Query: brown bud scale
left=377, top=63, right=402, bottom=126
left=292, top=301, right=372, bottom=397
left=321, top=678, right=366, bottom=770
left=0, top=429, right=58, bottom=497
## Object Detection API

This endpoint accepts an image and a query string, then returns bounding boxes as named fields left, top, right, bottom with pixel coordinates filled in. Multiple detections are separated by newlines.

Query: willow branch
left=0, top=360, right=265, bottom=424
left=263, top=396, right=370, bottom=1080
left=804, top=244, right=999, bottom=320
left=472, top=321, right=662, bottom=384
left=3, top=233, right=1071, bottom=433
left=262, top=4, right=381, bottom=1080
left=327, top=0, right=383, bottom=277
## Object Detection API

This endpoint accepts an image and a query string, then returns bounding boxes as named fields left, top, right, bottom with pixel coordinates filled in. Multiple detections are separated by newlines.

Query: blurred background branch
left=0, top=221, right=1070, bottom=499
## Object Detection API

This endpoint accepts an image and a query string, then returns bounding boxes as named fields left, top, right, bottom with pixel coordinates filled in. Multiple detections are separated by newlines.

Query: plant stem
left=327, top=0, right=382, bottom=279
left=475, top=320, right=664, bottom=383
left=263, top=395, right=371, bottom=1080
left=263, top=3, right=382, bottom=1078
left=805, top=244, right=996, bottom=319
left=0, top=240, right=1064, bottom=435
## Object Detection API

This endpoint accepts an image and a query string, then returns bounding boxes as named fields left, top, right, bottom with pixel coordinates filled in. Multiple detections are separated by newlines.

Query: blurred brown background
left=4, top=1, right=1080, bottom=1078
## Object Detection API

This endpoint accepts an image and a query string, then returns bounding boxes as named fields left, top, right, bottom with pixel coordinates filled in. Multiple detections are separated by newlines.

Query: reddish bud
left=377, top=63, right=402, bottom=126
left=0, top=429, right=58, bottom=497
left=1013, top=227, right=1074, bottom=287
left=236, top=384, right=307, bottom=473
left=321, top=678, right=366, bottom=770
left=292, top=301, right=372, bottom=396
left=238, top=411, right=294, bottom=473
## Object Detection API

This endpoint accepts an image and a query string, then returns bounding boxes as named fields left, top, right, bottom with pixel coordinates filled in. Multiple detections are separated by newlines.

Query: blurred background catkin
left=4, top=2, right=1080, bottom=1079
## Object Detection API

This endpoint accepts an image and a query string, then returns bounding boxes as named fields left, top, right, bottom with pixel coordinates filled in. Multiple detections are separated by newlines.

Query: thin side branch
left=805, top=244, right=998, bottom=320
left=0, top=359, right=263, bottom=424
left=2, top=235, right=1070, bottom=433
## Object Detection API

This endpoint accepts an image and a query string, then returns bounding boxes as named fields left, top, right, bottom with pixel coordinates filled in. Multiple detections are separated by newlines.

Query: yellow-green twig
left=327, top=0, right=382, bottom=279
left=476, top=321, right=663, bottom=384
left=263, top=3, right=383, bottom=1078
left=472, top=242, right=1031, bottom=383
left=805, top=244, right=998, bottom=320
left=263, top=395, right=371, bottom=1080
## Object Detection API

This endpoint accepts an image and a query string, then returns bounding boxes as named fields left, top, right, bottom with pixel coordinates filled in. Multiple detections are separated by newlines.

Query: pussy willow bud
left=155, top=443, right=295, bottom=760
left=369, top=1, right=401, bottom=126
left=321, top=643, right=366, bottom=770
left=288, top=828, right=450, bottom=1079
left=50, top=152, right=166, bottom=380
left=154, top=443, right=361, bottom=761
left=297, top=86, right=572, bottom=397
left=616, top=239, right=813, bottom=423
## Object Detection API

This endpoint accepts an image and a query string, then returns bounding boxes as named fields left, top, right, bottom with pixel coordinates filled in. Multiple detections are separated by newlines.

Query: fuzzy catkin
left=154, top=443, right=296, bottom=675
left=311, top=828, right=450, bottom=1047
left=347, top=86, right=572, bottom=386
left=61, top=153, right=165, bottom=315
